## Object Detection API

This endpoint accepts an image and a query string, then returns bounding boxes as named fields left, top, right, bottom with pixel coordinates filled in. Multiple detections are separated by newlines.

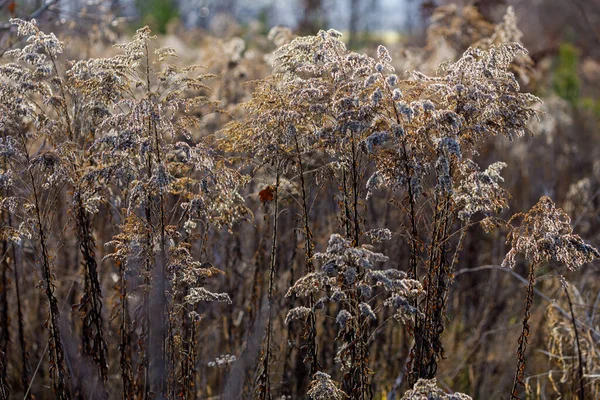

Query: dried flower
left=307, top=372, right=347, bottom=400
left=502, top=196, right=600, bottom=270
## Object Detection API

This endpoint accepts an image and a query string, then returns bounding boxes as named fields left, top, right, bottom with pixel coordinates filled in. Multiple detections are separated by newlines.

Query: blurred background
left=0, top=0, right=598, bottom=52
left=3, top=0, right=598, bottom=104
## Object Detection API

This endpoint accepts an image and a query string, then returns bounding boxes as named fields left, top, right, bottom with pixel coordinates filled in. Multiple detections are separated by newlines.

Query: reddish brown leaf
left=258, top=186, right=275, bottom=203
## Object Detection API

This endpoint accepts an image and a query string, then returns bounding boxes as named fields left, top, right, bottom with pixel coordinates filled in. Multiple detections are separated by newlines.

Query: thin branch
left=563, top=283, right=586, bottom=400
left=23, top=276, right=76, bottom=400
left=455, top=265, right=600, bottom=340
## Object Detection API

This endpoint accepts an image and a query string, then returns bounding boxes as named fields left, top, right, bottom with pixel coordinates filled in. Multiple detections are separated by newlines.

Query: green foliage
left=135, top=0, right=179, bottom=34
left=552, top=42, right=581, bottom=104
left=580, top=97, right=600, bottom=119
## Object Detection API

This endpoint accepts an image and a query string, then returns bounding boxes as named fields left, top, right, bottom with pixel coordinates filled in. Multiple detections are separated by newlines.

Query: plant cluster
left=0, top=5, right=598, bottom=400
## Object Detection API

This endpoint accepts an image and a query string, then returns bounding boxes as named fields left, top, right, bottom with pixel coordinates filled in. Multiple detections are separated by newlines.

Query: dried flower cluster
left=218, top=7, right=596, bottom=399
left=0, top=19, right=247, bottom=399
left=401, top=378, right=472, bottom=400
left=503, top=196, right=599, bottom=271
left=307, top=371, right=347, bottom=400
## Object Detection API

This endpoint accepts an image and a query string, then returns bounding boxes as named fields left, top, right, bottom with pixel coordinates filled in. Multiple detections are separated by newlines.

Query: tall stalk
left=292, top=130, right=318, bottom=376
left=145, top=40, right=168, bottom=397
left=511, top=263, right=536, bottom=399
left=118, top=255, right=134, bottom=400
left=22, top=144, right=69, bottom=399
left=0, top=237, right=9, bottom=400
left=258, top=166, right=280, bottom=400
left=75, top=191, right=108, bottom=387
left=10, top=220, right=30, bottom=398
left=563, top=284, right=585, bottom=400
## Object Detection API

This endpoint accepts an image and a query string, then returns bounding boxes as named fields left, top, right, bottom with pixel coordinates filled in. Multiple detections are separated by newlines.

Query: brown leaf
left=258, top=186, right=275, bottom=203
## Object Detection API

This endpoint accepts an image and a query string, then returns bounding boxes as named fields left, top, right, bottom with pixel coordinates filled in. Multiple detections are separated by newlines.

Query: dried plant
left=287, top=233, right=422, bottom=398
left=502, top=196, right=599, bottom=399
left=400, top=378, right=471, bottom=400
left=307, top=371, right=347, bottom=400
left=222, top=13, right=548, bottom=398
left=532, top=283, right=600, bottom=399
left=0, top=18, right=75, bottom=399
left=1, top=19, right=247, bottom=399
left=76, top=26, right=248, bottom=398
left=0, top=5, right=598, bottom=400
